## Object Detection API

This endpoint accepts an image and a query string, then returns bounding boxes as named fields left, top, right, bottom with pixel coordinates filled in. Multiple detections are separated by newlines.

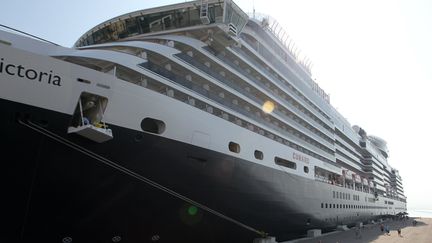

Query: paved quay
left=281, top=217, right=432, bottom=243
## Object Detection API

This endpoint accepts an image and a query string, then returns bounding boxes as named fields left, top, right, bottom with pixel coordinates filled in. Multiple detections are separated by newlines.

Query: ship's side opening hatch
left=68, top=92, right=113, bottom=143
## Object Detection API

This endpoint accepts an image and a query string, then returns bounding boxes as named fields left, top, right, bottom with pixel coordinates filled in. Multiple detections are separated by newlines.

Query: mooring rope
left=19, top=119, right=267, bottom=237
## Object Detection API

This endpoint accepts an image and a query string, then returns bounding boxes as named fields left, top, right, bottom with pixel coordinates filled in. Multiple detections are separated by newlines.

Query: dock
left=278, top=217, right=432, bottom=243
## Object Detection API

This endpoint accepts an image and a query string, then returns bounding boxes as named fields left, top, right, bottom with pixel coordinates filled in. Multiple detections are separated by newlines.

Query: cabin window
left=254, top=150, right=263, bottom=160
left=303, top=166, right=309, bottom=173
left=77, top=78, right=91, bottom=84
left=274, top=157, right=296, bottom=170
left=141, top=117, right=165, bottom=134
left=228, top=142, right=240, bottom=153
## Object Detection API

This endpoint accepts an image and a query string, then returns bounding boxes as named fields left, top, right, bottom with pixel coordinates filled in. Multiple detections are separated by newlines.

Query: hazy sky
left=1, top=0, right=431, bottom=210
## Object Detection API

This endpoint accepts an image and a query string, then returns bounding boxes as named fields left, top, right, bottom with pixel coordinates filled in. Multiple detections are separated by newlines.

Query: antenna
left=253, top=0, right=255, bottom=18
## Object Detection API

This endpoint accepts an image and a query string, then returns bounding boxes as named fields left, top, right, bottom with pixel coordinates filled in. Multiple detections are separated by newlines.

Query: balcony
left=177, top=52, right=335, bottom=149
left=141, top=60, right=335, bottom=161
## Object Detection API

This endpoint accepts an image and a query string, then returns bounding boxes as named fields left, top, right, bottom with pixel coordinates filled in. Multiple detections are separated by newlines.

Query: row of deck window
left=333, top=191, right=351, bottom=200
left=321, top=203, right=389, bottom=210
left=228, top=142, right=310, bottom=173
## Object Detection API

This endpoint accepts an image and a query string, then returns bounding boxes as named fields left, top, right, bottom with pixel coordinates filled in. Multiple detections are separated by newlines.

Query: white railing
left=248, top=13, right=312, bottom=75
left=247, top=13, right=331, bottom=104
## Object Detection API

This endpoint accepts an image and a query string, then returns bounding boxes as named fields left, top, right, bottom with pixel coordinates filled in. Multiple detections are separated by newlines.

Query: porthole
left=228, top=142, right=240, bottom=153
left=254, top=150, right=263, bottom=160
left=303, top=166, right=309, bottom=173
left=141, top=117, right=165, bottom=134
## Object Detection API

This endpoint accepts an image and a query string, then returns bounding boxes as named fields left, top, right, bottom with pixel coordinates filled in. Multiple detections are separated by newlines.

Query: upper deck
left=74, top=0, right=248, bottom=48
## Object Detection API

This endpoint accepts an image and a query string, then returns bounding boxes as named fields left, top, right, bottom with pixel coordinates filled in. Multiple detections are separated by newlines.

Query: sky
left=1, top=0, right=431, bottom=211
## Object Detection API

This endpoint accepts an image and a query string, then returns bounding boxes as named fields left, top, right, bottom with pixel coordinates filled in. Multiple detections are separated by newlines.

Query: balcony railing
left=177, top=52, right=334, bottom=150
left=203, top=47, right=334, bottom=137
left=142, top=60, right=335, bottom=161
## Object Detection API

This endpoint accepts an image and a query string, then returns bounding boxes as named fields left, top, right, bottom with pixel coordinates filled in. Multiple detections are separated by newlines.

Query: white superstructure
left=0, top=1, right=406, bottom=242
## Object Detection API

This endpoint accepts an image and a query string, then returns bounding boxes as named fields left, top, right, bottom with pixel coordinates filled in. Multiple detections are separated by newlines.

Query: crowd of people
left=352, top=216, right=412, bottom=240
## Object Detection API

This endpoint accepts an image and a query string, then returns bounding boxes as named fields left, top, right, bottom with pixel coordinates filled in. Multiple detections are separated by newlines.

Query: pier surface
left=284, top=217, right=432, bottom=243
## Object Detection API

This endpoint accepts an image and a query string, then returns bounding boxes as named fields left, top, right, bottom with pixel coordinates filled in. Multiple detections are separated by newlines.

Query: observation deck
left=74, top=0, right=248, bottom=48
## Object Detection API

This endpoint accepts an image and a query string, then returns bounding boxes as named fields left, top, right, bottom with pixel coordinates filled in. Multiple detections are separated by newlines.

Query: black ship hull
left=2, top=99, right=327, bottom=243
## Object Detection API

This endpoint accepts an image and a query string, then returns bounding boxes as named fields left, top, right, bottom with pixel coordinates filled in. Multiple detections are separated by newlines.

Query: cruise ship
left=1, top=0, right=406, bottom=242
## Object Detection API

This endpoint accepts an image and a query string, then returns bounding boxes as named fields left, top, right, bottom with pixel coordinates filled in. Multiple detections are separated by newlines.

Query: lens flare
left=262, top=101, right=275, bottom=113
left=188, top=206, right=198, bottom=216
left=179, top=204, right=202, bottom=225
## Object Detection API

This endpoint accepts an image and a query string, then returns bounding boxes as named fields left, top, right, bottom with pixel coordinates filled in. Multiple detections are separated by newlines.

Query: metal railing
left=230, top=46, right=334, bottom=135
left=200, top=47, right=335, bottom=141
left=143, top=60, right=335, bottom=161
left=176, top=53, right=334, bottom=151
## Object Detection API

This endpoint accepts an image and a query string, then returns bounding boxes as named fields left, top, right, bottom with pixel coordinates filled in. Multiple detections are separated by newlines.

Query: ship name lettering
left=293, top=152, right=309, bottom=163
left=0, top=57, right=61, bottom=86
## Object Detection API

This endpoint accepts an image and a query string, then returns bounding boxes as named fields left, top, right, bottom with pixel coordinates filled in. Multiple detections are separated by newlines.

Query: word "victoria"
left=0, top=57, right=61, bottom=86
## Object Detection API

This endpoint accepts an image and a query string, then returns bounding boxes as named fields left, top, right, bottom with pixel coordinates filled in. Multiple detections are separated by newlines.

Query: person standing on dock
left=355, top=227, right=362, bottom=239
left=384, top=225, right=390, bottom=236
